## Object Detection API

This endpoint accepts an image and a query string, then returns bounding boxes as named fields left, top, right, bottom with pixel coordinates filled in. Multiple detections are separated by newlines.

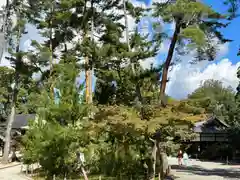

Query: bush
left=22, top=121, right=91, bottom=178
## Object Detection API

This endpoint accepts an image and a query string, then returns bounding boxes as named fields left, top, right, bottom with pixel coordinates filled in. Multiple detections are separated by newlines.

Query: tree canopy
left=0, top=0, right=239, bottom=179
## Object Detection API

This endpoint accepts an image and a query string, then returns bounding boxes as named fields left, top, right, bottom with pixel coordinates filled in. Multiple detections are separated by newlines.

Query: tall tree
left=153, top=0, right=231, bottom=106
left=2, top=0, right=43, bottom=163
left=225, top=67, right=240, bottom=155
left=2, top=0, right=27, bottom=163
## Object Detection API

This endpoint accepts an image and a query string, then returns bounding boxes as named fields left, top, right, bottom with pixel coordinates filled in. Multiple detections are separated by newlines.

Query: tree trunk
left=49, top=3, right=56, bottom=96
left=159, top=21, right=181, bottom=106
left=10, top=146, right=18, bottom=162
left=123, top=0, right=136, bottom=76
left=156, top=141, right=164, bottom=180
left=2, top=2, right=22, bottom=163
left=123, top=0, right=130, bottom=51
left=149, top=140, right=157, bottom=180
left=123, top=0, right=144, bottom=112
left=2, top=80, right=18, bottom=163
left=81, top=166, right=89, bottom=180
left=159, top=154, right=165, bottom=180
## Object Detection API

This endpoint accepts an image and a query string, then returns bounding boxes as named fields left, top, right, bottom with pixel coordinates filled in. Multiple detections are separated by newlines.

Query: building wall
left=192, top=133, right=228, bottom=142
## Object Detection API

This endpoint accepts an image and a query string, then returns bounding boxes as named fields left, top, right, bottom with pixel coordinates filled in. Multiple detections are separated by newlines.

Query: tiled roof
left=0, top=114, right=36, bottom=129
left=193, top=116, right=229, bottom=133
left=12, top=114, right=36, bottom=129
left=0, top=114, right=36, bottom=142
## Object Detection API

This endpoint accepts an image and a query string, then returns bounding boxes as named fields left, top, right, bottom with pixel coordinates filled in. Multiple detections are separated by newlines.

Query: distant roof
left=193, top=116, right=229, bottom=133
left=0, top=114, right=36, bottom=129
left=12, top=114, right=36, bottom=129
left=0, top=114, right=36, bottom=142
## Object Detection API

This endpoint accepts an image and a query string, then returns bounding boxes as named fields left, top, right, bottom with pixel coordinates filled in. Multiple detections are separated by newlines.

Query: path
left=0, top=164, right=30, bottom=180
left=0, top=158, right=240, bottom=180
left=168, top=157, right=240, bottom=180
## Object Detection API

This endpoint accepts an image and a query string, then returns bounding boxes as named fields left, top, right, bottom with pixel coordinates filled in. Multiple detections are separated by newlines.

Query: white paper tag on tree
left=80, top=152, right=85, bottom=163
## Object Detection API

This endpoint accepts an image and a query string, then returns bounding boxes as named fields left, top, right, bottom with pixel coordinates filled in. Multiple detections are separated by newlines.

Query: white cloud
left=140, top=57, right=156, bottom=69
left=166, top=58, right=240, bottom=99
left=217, top=42, right=229, bottom=58
left=132, top=0, right=169, bottom=7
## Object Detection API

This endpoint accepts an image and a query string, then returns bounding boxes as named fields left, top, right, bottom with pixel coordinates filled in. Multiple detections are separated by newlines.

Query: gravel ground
left=168, top=157, right=240, bottom=180
left=0, top=165, right=30, bottom=180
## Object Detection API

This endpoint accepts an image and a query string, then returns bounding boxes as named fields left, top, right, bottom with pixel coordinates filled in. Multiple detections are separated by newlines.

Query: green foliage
left=236, top=66, right=240, bottom=115
left=223, top=0, right=239, bottom=20
left=228, top=67, right=240, bottom=149
left=22, top=119, right=93, bottom=177
left=84, top=105, right=195, bottom=178
left=0, top=67, right=14, bottom=120
left=153, top=0, right=231, bottom=61
left=0, top=67, right=40, bottom=121
left=176, top=101, right=204, bottom=115
left=17, top=0, right=215, bottom=179
left=188, top=79, right=236, bottom=124
left=22, top=59, right=91, bottom=177
left=180, top=25, right=206, bottom=46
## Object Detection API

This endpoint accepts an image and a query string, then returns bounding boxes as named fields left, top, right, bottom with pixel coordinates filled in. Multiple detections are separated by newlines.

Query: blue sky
left=155, top=0, right=240, bottom=98
left=137, top=0, right=240, bottom=70
left=153, top=0, right=240, bottom=65
left=204, top=0, right=240, bottom=65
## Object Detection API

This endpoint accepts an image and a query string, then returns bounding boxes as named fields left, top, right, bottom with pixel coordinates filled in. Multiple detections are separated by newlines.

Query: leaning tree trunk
left=2, top=72, right=19, bottom=164
left=2, top=2, right=22, bottom=163
left=159, top=20, right=181, bottom=106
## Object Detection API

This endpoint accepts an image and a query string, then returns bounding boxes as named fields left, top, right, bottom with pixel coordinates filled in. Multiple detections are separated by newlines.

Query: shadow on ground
left=171, top=164, right=240, bottom=179
left=196, top=159, right=240, bottom=166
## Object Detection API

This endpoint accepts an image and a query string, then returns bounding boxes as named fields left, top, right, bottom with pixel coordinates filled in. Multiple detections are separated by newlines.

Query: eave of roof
left=193, top=116, right=230, bottom=133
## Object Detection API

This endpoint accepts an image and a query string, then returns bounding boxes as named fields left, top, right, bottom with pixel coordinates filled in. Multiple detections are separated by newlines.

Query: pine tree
left=22, top=60, right=90, bottom=178
left=2, top=0, right=43, bottom=163
left=153, top=0, right=231, bottom=106
left=0, top=67, right=14, bottom=121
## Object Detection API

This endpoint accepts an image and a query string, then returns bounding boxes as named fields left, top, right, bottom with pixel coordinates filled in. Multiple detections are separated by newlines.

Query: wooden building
left=187, top=116, right=231, bottom=159
left=192, top=116, right=229, bottom=142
